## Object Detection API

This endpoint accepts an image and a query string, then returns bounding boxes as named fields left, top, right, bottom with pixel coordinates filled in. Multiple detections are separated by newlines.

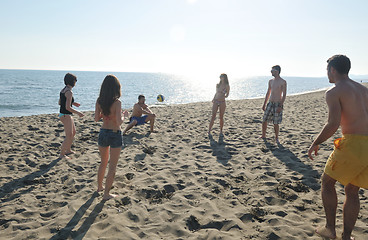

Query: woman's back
left=98, top=100, right=122, bottom=131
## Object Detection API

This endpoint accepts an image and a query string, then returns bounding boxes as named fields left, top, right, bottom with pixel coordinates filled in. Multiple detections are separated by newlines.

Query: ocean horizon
left=1, top=69, right=367, bottom=118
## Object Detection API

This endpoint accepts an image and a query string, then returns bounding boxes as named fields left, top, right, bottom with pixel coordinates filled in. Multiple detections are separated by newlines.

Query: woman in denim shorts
left=95, top=75, right=129, bottom=200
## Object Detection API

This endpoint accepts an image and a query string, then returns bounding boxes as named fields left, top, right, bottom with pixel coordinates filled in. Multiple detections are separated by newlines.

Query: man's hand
left=308, top=144, right=319, bottom=160
left=77, top=112, right=84, bottom=118
left=276, top=106, right=282, bottom=113
left=262, top=105, right=266, bottom=111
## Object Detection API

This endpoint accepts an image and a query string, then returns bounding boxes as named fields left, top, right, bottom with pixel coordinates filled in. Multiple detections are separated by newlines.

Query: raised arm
left=308, top=89, right=341, bottom=159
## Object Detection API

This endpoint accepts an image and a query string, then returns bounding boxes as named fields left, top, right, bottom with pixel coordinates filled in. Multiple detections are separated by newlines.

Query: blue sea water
left=0, top=69, right=366, bottom=118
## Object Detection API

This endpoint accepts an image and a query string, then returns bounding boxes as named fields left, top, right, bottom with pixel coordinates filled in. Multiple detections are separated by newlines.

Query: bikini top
left=217, top=85, right=227, bottom=95
left=59, top=87, right=74, bottom=114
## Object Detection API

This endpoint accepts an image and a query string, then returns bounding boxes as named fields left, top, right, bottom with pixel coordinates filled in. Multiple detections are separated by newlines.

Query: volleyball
left=157, top=94, right=164, bottom=102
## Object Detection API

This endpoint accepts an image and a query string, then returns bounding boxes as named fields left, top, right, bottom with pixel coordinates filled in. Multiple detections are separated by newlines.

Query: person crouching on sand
left=122, top=95, right=157, bottom=135
left=308, top=55, right=368, bottom=240
left=261, top=65, right=287, bottom=144
left=208, top=73, right=230, bottom=135
left=95, top=75, right=128, bottom=200
left=58, top=73, right=84, bottom=159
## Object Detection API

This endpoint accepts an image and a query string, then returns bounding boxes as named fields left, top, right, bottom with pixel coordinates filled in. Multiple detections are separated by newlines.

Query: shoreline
left=0, top=86, right=331, bottom=119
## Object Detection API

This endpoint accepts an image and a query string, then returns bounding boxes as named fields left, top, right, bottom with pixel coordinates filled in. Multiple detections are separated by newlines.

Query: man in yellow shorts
left=308, top=55, right=368, bottom=240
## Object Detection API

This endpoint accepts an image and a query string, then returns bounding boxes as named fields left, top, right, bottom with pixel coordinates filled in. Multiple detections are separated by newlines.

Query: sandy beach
left=1, top=89, right=367, bottom=239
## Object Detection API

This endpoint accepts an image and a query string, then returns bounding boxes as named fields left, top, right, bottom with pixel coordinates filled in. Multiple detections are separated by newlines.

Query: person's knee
left=345, top=184, right=359, bottom=196
left=148, top=114, right=155, bottom=121
left=65, top=131, right=74, bottom=138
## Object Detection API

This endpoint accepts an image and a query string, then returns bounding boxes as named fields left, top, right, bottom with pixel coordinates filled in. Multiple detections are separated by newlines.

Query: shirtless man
left=261, top=65, right=287, bottom=143
left=122, top=95, right=156, bottom=135
left=308, top=55, right=368, bottom=240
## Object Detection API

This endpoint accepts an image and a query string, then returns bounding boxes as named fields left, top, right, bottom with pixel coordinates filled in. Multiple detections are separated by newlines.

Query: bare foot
left=59, top=154, right=71, bottom=160
left=315, top=226, right=336, bottom=239
left=341, top=233, right=355, bottom=240
left=97, top=187, right=104, bottom=193
left=260, top=136, right=266, bottom=139
left=66, top=151, right=75, bottom=155
left=103, top=193, right=118, bottom=200
left=150, top=130, right=158, bottom=133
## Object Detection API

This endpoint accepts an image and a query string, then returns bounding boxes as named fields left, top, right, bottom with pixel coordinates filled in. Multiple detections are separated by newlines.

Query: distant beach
left=1, top=87, right=367, bottom=239
left=2, top=69, right=366, bottom=118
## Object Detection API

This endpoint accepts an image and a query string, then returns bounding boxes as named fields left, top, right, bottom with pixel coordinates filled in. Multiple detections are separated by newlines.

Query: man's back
left=334, top=79, right=368, bottom=135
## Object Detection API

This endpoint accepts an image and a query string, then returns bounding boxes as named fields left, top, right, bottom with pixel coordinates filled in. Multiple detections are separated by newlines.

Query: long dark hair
left=217, top=73, right=229, bottom=87
left=97, top=75, right=121, bottom=116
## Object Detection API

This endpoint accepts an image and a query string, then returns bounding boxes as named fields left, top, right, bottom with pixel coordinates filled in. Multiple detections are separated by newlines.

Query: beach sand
left=1, top=89, right=367, bottom=239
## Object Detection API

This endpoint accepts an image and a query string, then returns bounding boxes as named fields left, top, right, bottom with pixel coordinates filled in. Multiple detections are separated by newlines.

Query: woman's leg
left=97, top=146, right=110, bottom=192
left=219, top=102, right=226, bottom=133
left=103, top=147, right=121, bottom=200
left=208, top=102, right=219, bottom=133
left=60, top=115, right=74, bottom=158
left=66, top=116, right=77, bottom=154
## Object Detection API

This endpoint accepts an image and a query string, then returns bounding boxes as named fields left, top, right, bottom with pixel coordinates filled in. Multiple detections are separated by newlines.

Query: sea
left=0, top=69, right=367, bottom=118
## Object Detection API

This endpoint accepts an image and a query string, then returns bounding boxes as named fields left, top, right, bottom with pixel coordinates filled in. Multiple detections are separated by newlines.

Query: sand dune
left=1, top=90, right=367, bottom=239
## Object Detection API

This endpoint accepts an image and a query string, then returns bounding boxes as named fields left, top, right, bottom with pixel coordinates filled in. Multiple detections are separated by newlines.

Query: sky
left=1, top=0, right=368, bottom=78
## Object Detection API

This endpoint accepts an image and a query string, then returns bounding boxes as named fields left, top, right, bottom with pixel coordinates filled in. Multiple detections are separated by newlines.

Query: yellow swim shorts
left=324, top=134, right=368, bottom=189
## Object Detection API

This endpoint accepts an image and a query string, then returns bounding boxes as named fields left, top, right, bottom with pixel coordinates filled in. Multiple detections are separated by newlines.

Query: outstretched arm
left=65, top=91, right=84, bottom=117
left=142, top=104, right=154, bottom=115
left=308, top=90, right=341, bottom=159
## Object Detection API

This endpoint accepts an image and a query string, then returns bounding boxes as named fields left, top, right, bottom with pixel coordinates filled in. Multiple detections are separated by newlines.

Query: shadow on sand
left=0, top=157, right=62, bottom=203
left=263, top=139, right=321, bottom=190
left=122, top=132, right=151, bottom=149
left=209, top=134, right=234, bottom=165
left=50, top=192, right=105, bottom=240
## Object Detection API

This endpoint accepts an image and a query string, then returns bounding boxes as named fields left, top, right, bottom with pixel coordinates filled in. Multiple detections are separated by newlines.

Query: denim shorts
left=98, top=129, right=123, bottom=148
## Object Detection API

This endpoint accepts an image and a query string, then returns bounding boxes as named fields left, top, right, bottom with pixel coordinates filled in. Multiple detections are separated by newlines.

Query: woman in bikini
left=95, top=75, right=129, bottom=200
left=208, top=73, right=230, bottom=135
left=58, top=73, right=84, bottom=159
